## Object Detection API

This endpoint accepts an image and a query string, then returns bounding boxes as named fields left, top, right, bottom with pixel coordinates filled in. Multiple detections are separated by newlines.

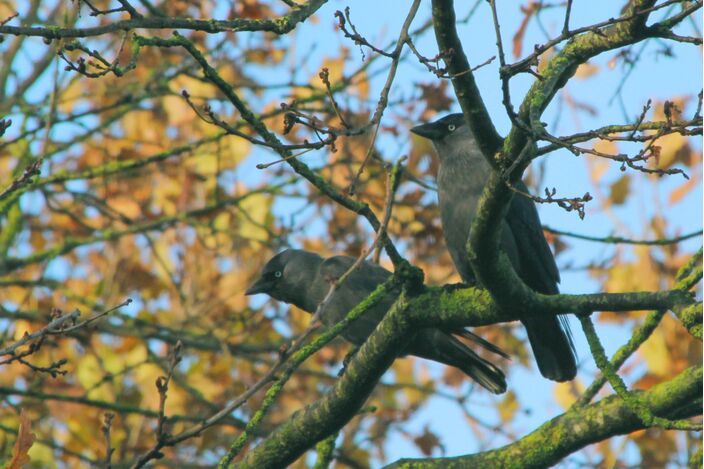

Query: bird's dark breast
left=437, top=161, right=486, bottom=283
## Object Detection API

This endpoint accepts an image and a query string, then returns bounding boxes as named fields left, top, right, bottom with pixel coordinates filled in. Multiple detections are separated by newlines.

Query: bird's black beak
left=245, top=277, right=271, bottom=296
left=410, top=122, right=441, bottom=140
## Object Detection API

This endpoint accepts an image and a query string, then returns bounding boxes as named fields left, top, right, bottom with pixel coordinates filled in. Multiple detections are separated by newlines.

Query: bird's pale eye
left=274, top=271, right=282, bottom=278
left=448, top=124, right=456, bottom=131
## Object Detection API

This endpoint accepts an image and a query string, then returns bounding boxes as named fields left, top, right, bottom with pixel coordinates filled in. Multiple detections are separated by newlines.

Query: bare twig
left=334, top=7, right=394, bottom=59
left=0, top=299, right=132, bottom=376
left=319, top=67, right=349, bottom=128
left=130, top=341, right=183, bottom=468
left=102, top=413, right=115, bottom=469
left=0, top=159, right=42, bottom=203
left=543, top=226, right=701, bottom=245
left=347, top=0, right=421, bottom=195
left=506, top=182, right=593, bottom=219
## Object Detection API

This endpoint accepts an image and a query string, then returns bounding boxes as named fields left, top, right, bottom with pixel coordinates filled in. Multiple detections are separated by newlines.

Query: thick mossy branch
left=674, top=303, right=703, bottom=340
left=233, top=282, right=701, bottom=468
left=575, top=309, right=666, bottom=406
left=579, top=315, right=700, bottom=431
left=312, top=432, right=338, bottom=469
left=218, top=278, right=398, bottom=467
left=233, top=293, right=417, bottom=469
left=430, top=0, right=503, bottom=160
left=403, top=284, right=693, bottom=330
left=386, top=366, right=702, bottom=469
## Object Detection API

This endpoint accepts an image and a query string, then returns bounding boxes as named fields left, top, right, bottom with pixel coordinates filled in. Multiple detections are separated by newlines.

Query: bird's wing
left=506, top=180, right=560, bottom=291
left=316, top=256, right=396, bottom=344
left=507, top=182, right=577, bottom=381
left=319, top=256, right=392, bottom=294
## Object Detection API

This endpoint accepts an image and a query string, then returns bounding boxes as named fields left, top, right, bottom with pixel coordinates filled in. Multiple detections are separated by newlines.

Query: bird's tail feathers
left=445, top=335, right=507, bottom=394
left=524, top=314, right=577, bottom=382
left=456, top=329, right=510, bottom=359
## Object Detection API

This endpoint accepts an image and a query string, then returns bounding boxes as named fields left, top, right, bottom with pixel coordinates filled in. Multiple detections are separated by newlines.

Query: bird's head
left=410, top=113, right=476, bottom=162
left=245, top=249, right=322, bottom=311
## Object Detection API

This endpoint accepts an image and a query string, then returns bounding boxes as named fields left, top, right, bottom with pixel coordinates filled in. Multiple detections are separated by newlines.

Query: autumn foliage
left=0, top=1, right=701, bottom=468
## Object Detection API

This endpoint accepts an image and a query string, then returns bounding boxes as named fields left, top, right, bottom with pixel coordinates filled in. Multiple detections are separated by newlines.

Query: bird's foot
left=442, top=282, right=472, bottom=293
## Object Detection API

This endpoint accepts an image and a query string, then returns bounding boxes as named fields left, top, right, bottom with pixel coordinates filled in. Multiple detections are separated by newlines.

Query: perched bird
left=246, top=249, right=508, bottom=394
left=411, top=113, right=577, bottom=382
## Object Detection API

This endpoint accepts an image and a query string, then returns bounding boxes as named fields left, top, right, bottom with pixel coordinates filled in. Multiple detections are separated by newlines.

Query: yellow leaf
left=498, top=390, right=519, bottom=422
left=213, top=212, right=231, bottom=231
left=108, top=195, right=142, bottom=219
left=73, top=355, right=116, bottom=402
left=408, top=220, right=426, bottom=234
left=609, top=175, right=630, bottom=205
left=537, top=47, right=555, bottom=75
left=318, top=56, right=346, bottom=84
left=589, top=160, right=610, bottom=184
left=173, top=74, right=217, bottom=101
left=394, top=206, right=415, bottom=224
left=640, top=329, right=670, bottom=376
left=122, top=110, right=165, bottom=144
left=353, top=71, right=370, bottom=100
left=554, top=380, right=585, bottom=410
left=227, top=136, right=252, bottom=166
left=236, top=193, right=272, bottom=242
left=652, top=132, right=688, bottom=169
left=58, top=79, right=85, bottom=114
left=575, top=62, right=599, bottom=79
left=161, top=94, right=195, bottom=128
left=593, top=139, right=618, bottom=156
left=648, top=97, right=691, bottom=168
left=187, top=138, right=251, bottom=175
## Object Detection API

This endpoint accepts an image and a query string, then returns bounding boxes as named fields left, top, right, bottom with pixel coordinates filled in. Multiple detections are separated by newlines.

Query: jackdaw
left=411, top=113, right=577, bottom=382
left=246, top=249, right=508, bottom=394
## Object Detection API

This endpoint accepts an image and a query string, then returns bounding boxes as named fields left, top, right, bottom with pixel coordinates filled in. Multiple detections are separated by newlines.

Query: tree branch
left=0, top=0, right=328, bottom=39
left=430, top=0, right=503, bottom=160
left=386, top=365, right=702, bottom=468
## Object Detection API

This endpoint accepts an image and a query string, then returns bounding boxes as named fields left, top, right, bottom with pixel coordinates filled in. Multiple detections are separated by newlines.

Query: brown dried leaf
left=419, top=81, right=453, bottom=113
left=413, top=425, right=442, bottom=456
left=7, top=410, right=36, bottom=469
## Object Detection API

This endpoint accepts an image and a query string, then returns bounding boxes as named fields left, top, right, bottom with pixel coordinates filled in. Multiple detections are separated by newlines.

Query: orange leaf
left=7, top=410, right=36, bottom=469
left=668, top=175, right=699, bottom=205
left=108, top=196, right=142, bottom=219
left=512, top=2, right=540, bottom=59
left=575, top=62, right=599, bottom=79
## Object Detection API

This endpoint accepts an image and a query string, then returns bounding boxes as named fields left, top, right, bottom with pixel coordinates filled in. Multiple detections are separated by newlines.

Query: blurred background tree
left=0, top=0, right=700, bottom=467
